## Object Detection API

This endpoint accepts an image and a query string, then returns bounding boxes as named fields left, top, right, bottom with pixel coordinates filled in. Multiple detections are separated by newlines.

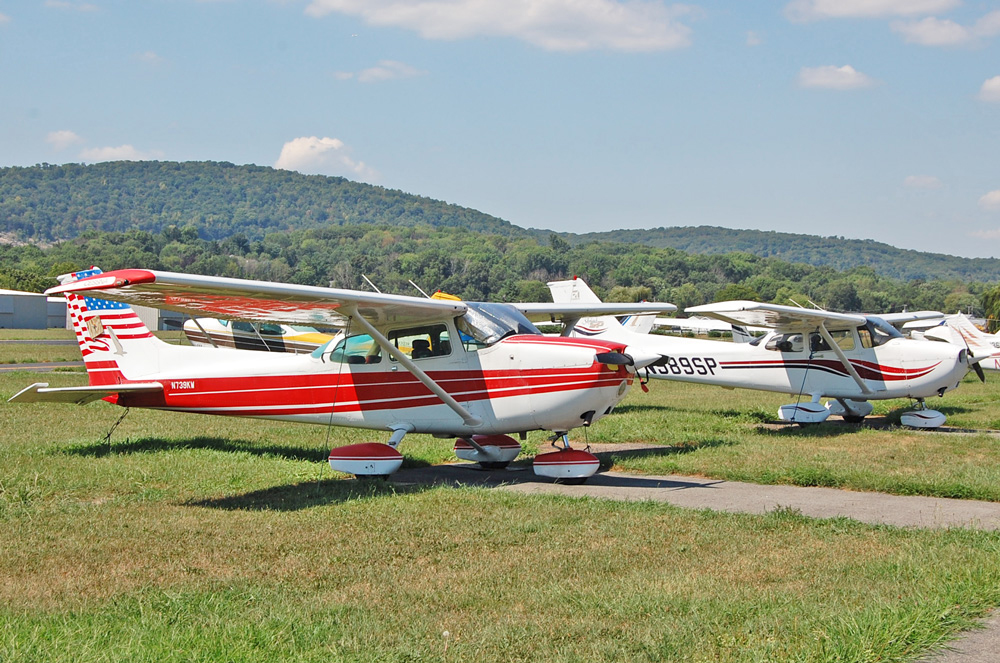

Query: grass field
left=3, top=334, right=1000, bottom=661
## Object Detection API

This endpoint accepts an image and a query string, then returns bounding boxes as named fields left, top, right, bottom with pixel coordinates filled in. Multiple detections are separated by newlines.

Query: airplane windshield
left=859, top=317, right=903, bottom=348
left=457, top=302, right=541, bottom=348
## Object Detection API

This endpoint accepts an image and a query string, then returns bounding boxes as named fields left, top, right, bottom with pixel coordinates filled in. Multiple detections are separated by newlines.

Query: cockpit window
left=456, top=302, right=540, bottom=351
left=858, top=317, right=903, bottom=348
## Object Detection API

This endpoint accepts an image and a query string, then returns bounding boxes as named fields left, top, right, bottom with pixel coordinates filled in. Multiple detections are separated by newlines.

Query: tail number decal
left=171, top=381, right=195, bottom=390
left=652, top=356, right=717, bottom=376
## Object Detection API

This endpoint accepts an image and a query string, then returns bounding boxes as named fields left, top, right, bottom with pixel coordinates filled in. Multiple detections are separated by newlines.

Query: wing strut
left=346, top=306, right=483, bottom=428
left=816, top=324, right=873, bottom=395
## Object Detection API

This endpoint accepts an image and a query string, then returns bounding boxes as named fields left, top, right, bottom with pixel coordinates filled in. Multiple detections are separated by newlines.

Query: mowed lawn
left=3, top=335, right=1000, bottom=661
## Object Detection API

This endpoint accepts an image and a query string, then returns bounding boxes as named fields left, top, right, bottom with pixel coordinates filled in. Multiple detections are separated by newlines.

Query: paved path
left=391, top=464, right=1000, bottom=661
left=395, top=464, right=1000, bottom=530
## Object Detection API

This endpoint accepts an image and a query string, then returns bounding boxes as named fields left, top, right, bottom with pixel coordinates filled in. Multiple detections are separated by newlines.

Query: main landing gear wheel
left=453, top=435, right=522, bottom=469
left=328, top=442, right=404, bottom=478
left=826, top=399, right=873, bottom=425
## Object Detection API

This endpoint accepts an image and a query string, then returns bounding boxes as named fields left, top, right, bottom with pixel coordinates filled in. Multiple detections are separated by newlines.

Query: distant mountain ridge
left=2, top=161, right=998, bottom=282
left=573, top=226, right=1000, bottom=282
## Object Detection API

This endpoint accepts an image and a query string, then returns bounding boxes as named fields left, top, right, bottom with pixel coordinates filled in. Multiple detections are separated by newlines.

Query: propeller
left=596, top=350, right=669, bottom=370
left=958, top=348, right=986, bottom=383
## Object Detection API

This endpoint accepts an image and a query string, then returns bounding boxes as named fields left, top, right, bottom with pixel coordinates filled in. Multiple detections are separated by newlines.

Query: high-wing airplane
left=8, top=268, right=675, bottom=482
left=182, top=317, right=335, bottom=353
left=545, top=278, right=977, bottom=428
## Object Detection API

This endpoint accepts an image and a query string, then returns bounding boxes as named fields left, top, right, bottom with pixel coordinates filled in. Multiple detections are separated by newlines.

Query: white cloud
left=274, top=136, right=377, bottom=180
left=45, top=1, right=98, bottom=11
left=891, top=11, right=1000, bottom=46
left=797, top=65, right=876, bottom=90
left=784, top=0, right=958, bottom=22
left=970, top=229, right=1000, bottom=240
left=134, top=51, right=166, bottom=65
left=46, top=130, right=84, bottom=151
left=891, top=17, right=969, bottom=45
left=746, top=30, right=761, bottom=46
left=904, top=175, right=942, bottom=189
left=0, top=12, right=10, bottom=24
left=980, top=190, right=1000, bottom=212
left=980, top=76, right=1000, bottom=103
left=977, top=11, right=1000, bottom=37
left=304, top=0, right=695, bottom=52
left=336, top=60, right=427, bottom=83
left=79, top=145, right=162, bottom=162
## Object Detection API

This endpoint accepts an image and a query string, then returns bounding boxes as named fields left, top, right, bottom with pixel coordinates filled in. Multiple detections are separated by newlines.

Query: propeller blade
left=974, top=362, right=986, bottom=383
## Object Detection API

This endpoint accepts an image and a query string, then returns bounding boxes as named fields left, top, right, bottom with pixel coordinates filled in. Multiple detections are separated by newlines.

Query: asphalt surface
left=391, top=462, right=1000, bottom=661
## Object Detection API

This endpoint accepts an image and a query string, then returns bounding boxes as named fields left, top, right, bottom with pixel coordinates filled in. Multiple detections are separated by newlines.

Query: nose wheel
left=532, top=434, right=600, bottom=484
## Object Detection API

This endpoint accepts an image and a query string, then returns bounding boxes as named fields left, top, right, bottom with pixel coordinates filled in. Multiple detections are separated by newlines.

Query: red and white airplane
left=9, top=268, right=674, bottom=482
left=547, top=278, right=978, bottom=428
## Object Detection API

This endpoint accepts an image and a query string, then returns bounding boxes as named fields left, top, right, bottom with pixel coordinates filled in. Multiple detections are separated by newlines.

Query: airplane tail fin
left=547, top=277, right=630, bottom=339
left=621, top=314, right=656, bottom=335
left=942, top=313, right=998, bottom=356
left=731, top=325, right=753, bottom=343
left=60, top=267, right=165, bottom=386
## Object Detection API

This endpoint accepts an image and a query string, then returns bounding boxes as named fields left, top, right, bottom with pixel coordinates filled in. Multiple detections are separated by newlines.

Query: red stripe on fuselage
left=119, top=365, right=627, bottom=415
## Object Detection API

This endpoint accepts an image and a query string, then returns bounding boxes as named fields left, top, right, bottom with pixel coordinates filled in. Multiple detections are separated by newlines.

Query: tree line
left=1, top=224, right=992, bottom=325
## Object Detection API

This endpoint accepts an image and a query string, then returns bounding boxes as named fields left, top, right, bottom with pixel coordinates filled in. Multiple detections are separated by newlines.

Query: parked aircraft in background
left=183, top=317, right=335, bottom=353
left=9, top=268, right=675, bottom=482
left=920, top=313, right=1000, bottom=371
left=547, top=277, right=977, bottom=428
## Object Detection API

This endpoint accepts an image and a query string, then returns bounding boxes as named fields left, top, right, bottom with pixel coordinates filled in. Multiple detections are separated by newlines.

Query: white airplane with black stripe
left=547, top=278, right=980, bottom=428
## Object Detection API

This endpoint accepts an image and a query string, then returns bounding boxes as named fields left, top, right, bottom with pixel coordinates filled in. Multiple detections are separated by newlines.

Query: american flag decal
left=62, top=269, right=154, bottom=380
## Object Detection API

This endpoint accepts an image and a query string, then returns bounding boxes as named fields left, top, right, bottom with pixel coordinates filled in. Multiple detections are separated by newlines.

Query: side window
left=388, top=324, right=451, bottom=361
left=808, top=333, right=831, bottom=353
left=858, top=327, right=874, bottom=349
left=258, top=323, right=282, bottom=336
left=830, top=330, right=856, bottom=351
left=764, top=333, right=803, bottom=353
left=232, top=321, right=255, bottom=334
left=316, top=333, right=381, bottom=365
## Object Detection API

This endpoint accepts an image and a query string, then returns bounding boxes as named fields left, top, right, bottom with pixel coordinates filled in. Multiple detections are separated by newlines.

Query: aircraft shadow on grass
left=610, top=403, right=671, bottom=415
left=708, top=408, right=774, bottom=423
left=188, top=478, right=438, bottom=512
left=58, top=435, right=435, bottom=467
left=591, top=439, right=735, bottom=468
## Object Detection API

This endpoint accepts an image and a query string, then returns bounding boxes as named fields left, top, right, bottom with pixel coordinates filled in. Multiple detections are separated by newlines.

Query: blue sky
left=2, top=1, right=999, bottom=258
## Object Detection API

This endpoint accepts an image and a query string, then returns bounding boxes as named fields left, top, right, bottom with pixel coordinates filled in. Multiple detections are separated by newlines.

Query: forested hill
left=3, top=161, right=999, bottom=282
left=575, top=226, right=1000, bottom=283
left=0, top=161, right=527, bottom=243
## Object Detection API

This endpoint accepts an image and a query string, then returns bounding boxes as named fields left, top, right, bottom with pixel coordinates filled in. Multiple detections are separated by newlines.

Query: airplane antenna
left=807, top=300, right=826, bottom=311
left=788, top=298, right=805, bottom=309
left=361, top=274, right=382, bottom=293
left=409, top=280, right=431, bottom=299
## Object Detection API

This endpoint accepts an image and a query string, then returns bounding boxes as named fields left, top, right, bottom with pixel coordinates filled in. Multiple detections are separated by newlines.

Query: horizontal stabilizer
left=8, top=382, right=163, bottom=405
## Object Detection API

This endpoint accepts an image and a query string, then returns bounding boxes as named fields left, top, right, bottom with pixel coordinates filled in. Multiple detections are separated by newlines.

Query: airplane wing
left=46, top=268, right=467, bottom=328
left=685, top=300, right=866, bottom=331
left=513, top=302, right=677, bottom=325
left=8, top=382, right=164, bottom=405
left=878, top=311, right=943, bottom=328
